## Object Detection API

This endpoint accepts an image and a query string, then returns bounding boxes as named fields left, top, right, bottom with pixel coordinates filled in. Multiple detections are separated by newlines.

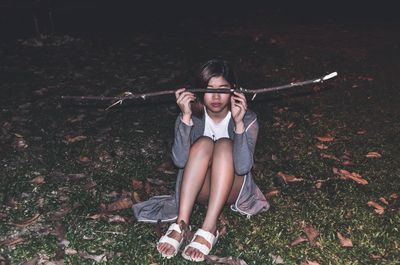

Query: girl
left=133, top=59, right=269, bottom=262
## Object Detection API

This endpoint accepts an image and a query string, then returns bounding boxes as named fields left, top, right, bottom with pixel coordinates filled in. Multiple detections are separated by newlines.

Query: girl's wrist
left=234, top=121, right=245, bottom=134
left=182, top=113, right=192, bottom=125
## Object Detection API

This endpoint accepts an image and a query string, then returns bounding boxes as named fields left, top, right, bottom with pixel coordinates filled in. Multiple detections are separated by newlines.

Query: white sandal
left=181, top=228, right=219, bottom=262
left=156, top=223, right=185, bottom=259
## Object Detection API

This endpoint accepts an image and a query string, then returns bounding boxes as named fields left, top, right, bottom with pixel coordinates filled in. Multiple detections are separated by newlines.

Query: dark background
left=1, top=0, right=399, bottom=38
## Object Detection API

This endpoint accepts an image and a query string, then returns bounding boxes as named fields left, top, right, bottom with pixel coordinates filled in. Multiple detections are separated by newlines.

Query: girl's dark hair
left=192, top=59, right=239, bottom=118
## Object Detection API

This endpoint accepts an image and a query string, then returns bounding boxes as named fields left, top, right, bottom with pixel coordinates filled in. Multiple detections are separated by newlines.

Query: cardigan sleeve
left=171, top=115, right=193, bottom=168
left=232, top=116, right=258, bottom=176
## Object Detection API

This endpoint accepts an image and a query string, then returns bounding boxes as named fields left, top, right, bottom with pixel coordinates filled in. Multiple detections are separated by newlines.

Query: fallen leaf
left=390, top=193, right=398, bottom=199
left=108, top=215, right=126, bottom=223
left=370, top=254, right=382, bottom=260
left=290, top=236, right=308, bottom=246
left=78, top=251, right=107, bottom=262
left=268, top=254, right=284, bottom=264
left=31, top=175, right=45, bottom=184
left=0, top=237, right=25, bottom=246
left=287, top=122, right=294, bottom=129
left=316, top=144, right=328, bottom=150
left=367, top=201, right=385, bottom=214
left=21, top=257, right=39, bottom=265
left=356, top=130, right=366, bottom=135
left=342, top=160, right=354, bottom=166
left=78, top=156, right=91, bottom=163
left=303, top=225, right=319, bottom=246
left=131, top=179, right=143, bottom=190
left=337, top=232, right=353, bottom=247
left=107, top=198, right=133, bottom=211
left=379, top=197, right=389, bottom=205
left=315, top=135, right=334, bottom=142
left=332, top=167, right=368, bottom=185
left=347, top=172, right=368, bottom=185
left=132, top=191, right=141, bottom=203
left=276, top=172, right=304, bottom=184
left=65, top=135, right=87, bottom=143
left=320, top=153, right=340, bottom=161
left=146, top=178, right=167, bottom=186
left=156, top=161, right=175, bottom=175
left=204, top=255, right=248, bottom=264
left=265, top=189, right=279, bottom=199
left=366, top=152, right=382, bottom=158
left=13, top=213, right=40, bottom=228
left=300, top=261, right=320, bottom=265
left=315, top=181, right=322, bottom=189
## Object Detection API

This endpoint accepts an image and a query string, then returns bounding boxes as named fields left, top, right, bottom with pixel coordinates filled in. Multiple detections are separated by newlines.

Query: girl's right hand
left=175, top=88, right=196, bottom=124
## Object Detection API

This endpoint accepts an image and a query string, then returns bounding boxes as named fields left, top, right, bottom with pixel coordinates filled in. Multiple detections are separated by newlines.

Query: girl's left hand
left=231, top=92, right=247, bottom=132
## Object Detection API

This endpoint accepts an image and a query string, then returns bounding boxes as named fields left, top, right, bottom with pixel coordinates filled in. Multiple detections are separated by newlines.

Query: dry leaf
left=379, top=197, right=389, bottom=205
left=287, top=122, right=294, bottom=129
left=13, top=213, right=40, bottom=228
left=342, top=160, right=354, bottom=166
left=315, top=135, right=334, bottom=142
left=303, top=225, right=319, bottom=246
left=132, top=191, right=141, bottom=203
left=265, top=189, right=279, bottom=199
left=21, top=257, right=39, bottom=265
left=315, top=181, right=322, bottom=189
left=156, top=161, right=175, bottom=175
left=370, top=254, right=382, bottom=260
left=366, top=152, right=382, bottom=158
left=390, top=193, right=398, bottom=199
left=32, top=175, right=45, bottom=184
left=367, top=201, right=385, bottom=214
left=276, top=172, right=303, bottom=184
left=337, top=232, right=353, bottom=247
left=301, top=261, right=320, bottom=265
left=65, top=135, right=87, bottom=143
left=78, top=156, right=91, bottom=163
left=78, top=251, right=107, bottom=262
left=316, top=144, right=328, bottom=150
left=107, top=198, right=133, bottom=211
left=131, top=179, right=143, bottom=190
left=204, top=255, right=248, bottom=264
left=290, top=236, right=308, bottom=246
left=108, top=215, right=126, bottom=223
left=332, top=168, right=368, bottom=185
left=356, top=130, right=366, bottom=135
left=320, top=153, right=340, bottom=161
left=0, top=237, right=25, bottom=246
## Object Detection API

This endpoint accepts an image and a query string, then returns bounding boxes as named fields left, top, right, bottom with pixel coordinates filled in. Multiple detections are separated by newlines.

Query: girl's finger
left=175, top=88, right=186, bottom=99
left=232, top=95, right=247, bottom=109
left=177, top=92, right=194, bottom=103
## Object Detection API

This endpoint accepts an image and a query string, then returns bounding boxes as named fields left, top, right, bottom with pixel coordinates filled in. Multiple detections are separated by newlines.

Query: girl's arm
left=171, top=88, right=196, bottom=168
left=171, top=114, right=193, bottom=168
left=233, top=116, right=258, bottom=175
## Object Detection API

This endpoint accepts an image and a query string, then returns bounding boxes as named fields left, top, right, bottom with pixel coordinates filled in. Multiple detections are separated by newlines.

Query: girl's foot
left=157, top=222, right=185, bottom=259
left=183, top=227, right=218, bottom=261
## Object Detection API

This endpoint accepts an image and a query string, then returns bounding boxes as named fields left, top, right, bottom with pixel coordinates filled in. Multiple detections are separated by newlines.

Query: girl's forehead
left=208, top=76, right=230, bottom=85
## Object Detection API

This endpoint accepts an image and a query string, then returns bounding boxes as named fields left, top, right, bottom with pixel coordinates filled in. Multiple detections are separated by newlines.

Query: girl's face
left=203, top=76, right=231, bottom=115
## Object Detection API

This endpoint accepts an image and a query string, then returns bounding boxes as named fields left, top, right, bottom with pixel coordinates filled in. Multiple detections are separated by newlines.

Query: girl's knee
left=214, top=138, right=233, bottom=149
left=190, top=136, right=214, bottom=155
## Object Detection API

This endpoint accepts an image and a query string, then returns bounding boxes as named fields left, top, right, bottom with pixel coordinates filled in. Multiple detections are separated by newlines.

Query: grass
left=1, top=17, right=400, bottom=264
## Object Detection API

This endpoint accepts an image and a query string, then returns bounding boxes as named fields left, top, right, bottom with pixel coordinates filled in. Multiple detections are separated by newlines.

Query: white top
left=203, top=108, right=231, bottom=141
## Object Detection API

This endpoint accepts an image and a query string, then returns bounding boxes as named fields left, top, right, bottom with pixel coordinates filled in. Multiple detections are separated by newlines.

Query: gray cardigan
left=133, top=110, right=270, bottom=223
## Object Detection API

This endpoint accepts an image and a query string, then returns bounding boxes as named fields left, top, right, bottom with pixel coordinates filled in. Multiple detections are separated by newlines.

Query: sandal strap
left=186, top=241, right=211, bottom=255
left=158, top=234, right=181, bottom=250
left=193, top=228, right=219, bottom=245
left=166, top=223, right=182, bottom=234
left=157, top=223, right=184, bottom=255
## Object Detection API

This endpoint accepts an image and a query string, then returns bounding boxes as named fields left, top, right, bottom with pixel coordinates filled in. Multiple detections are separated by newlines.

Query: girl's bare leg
left=158, top=137, right=214, bottom=256
left=185, top=138, right=244, bottom=260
